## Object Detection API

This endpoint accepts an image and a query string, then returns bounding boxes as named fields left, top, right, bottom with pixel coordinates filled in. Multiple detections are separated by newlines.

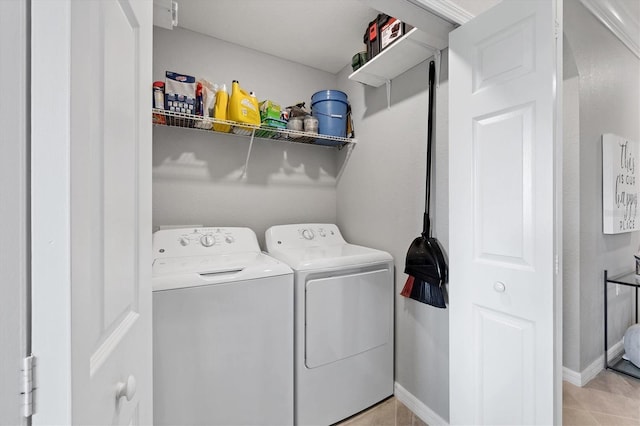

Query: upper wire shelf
left=152, top=108, right=356, bottom=148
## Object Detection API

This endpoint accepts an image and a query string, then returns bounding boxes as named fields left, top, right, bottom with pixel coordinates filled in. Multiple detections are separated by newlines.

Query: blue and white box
left=165, top=71, right=196, bottom=115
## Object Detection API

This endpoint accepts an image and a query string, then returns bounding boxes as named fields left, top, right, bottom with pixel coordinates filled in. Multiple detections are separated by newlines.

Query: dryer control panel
left=153, top=227, right=260, bottom=259
left=265, top=224, right=346, bottom=249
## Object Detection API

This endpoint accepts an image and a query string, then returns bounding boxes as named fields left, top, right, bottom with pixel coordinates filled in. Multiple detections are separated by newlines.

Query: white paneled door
left=31, top=0, right=153, bottom=424
left=449, top=0, right=562, bottom=424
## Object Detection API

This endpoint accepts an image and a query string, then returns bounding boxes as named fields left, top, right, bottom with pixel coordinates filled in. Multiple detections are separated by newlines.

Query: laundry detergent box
left=259, top=100, right=282, bottom=121
left=164, top=71, right=196, bottom=115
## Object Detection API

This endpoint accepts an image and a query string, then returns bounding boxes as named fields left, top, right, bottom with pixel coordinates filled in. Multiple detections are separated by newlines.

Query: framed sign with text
left=602, top=133, right=640, bottom=234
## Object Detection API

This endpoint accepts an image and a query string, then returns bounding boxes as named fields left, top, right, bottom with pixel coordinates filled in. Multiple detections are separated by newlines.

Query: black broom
left=400, top=60, right=448, bottom=308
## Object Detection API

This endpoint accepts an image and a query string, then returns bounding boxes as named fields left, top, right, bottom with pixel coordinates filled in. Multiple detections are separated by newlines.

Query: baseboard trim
left=562, top=366, right=583, bottom=386
left=394, top=382, right=449, bottom=426
left=562, top=340, right=625, bottom=386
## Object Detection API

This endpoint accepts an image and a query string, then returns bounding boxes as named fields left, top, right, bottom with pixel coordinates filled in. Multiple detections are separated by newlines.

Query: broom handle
left=423, top=60, right=436, bottom=237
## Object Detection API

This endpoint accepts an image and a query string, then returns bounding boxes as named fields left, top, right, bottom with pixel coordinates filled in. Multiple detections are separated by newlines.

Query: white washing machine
left=265, top=223, right=394, bottom=426
left=152, top=227, right=294, bottom=426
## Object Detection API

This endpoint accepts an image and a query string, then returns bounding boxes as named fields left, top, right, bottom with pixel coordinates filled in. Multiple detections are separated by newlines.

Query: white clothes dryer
left=152, top=227, right=294, bottom=426
left=265, top=224, right=394, bottom=426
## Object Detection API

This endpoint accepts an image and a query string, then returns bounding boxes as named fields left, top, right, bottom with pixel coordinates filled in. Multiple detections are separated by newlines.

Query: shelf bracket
left=385, top=79, right=391, bottom=110
left=241, top=129, right=256, bottom=179
left=434, top=49, right=442, bottom=89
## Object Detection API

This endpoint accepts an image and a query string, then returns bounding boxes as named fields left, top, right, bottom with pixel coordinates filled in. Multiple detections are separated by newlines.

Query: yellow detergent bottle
left=228, top=80, right=260, bottom=129
left=212, top=84, right=231, bottom=132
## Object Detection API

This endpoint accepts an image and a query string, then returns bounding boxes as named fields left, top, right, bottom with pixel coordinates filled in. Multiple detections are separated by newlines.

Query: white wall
left=337, top=52, right=450, bottom=421
left=564, top=0, right=640, bottom=371
left=153, top=27, right=340, bottom=246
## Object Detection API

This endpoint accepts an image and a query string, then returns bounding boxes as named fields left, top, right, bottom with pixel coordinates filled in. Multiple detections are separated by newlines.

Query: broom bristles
left=410, top=278, right=446, bottom=308
left=402, top=274, right=446, bottom=308
left=424, top=282, right=446, bottom=308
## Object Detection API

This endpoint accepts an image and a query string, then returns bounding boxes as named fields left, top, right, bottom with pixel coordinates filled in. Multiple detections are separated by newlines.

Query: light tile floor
left=335, top=370, right=640, bottom=426
left=337, top=397, right=427, bottom=426
left=564, top=370, right=640, bottom=425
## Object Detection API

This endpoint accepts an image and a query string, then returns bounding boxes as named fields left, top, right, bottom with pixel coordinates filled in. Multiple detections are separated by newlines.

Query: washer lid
left=267, top=243, right=392, bottom=271
left=152, top=252, right=292, bottom=291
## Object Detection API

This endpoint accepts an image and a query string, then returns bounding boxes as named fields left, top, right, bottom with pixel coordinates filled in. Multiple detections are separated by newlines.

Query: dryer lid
left=267, top=244, right=392, bottom=271
left=265, top=223, right=392, bottom=271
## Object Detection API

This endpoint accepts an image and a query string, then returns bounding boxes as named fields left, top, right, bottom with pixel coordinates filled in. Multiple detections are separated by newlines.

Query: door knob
left=116, top=375, right=137, bottom=402
left=493, top=281, right=506, bottom=293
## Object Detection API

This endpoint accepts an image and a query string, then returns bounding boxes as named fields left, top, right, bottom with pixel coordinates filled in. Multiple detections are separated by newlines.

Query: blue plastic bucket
left=311, top=90, right=348, bottom=145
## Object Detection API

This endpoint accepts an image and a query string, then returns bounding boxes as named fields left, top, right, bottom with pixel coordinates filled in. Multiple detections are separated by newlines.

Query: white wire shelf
left=152, top=108, right=356, bottom=148
left=348, top=27, right=438, bottom=88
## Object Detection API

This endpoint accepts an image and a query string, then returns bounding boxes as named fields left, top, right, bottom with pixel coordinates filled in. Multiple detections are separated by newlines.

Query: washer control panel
left=265, top=224, right=346, bottom=250
left=153, top=227, right=259, bottom=259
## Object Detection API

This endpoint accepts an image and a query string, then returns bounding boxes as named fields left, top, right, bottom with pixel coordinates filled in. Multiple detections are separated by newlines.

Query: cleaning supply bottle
left=212, top=83, right=230, bottom=132
left=228, top=80, right=260, bottom=128
left=231, top=91, right=260, bottom=136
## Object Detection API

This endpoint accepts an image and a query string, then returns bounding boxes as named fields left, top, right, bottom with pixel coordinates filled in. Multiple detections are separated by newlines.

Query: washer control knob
left=200, top=234, right=215, bottom=247
left=225, top=235, right=235, bottom=244
left=318, top=229, right=326, bottom=237
left=179, top=237, right=190, bottom=246
left=302, top=229, right=315, bottom=240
